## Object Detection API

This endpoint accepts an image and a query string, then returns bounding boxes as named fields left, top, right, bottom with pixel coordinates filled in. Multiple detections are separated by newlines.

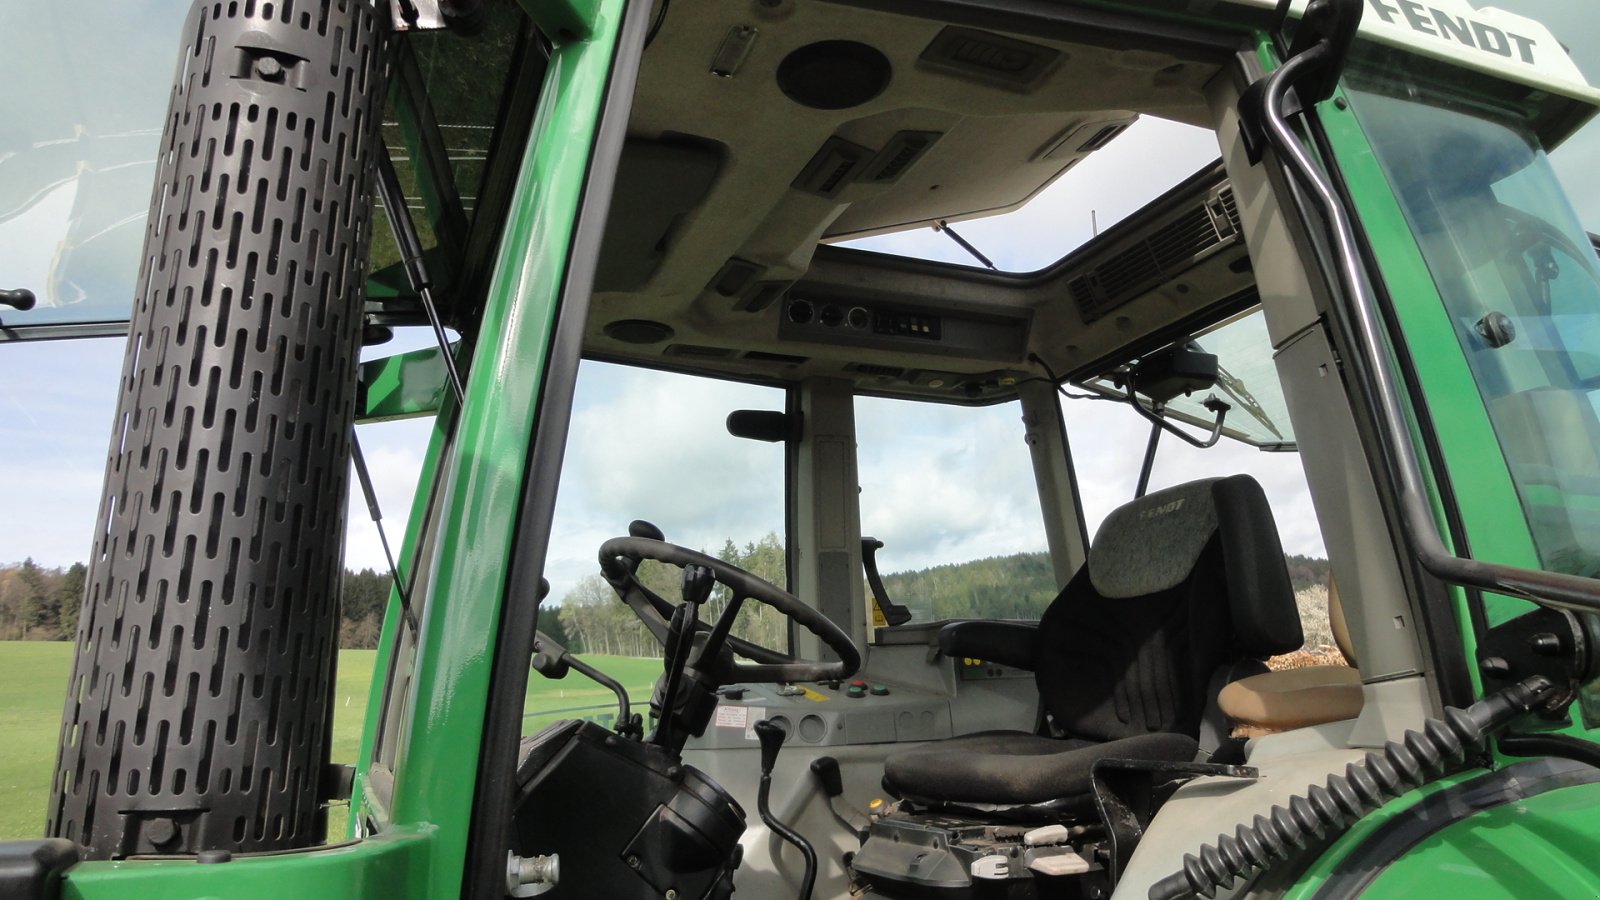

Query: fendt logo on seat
left=1139, top=499, right=1187, bottom=520
left=1365, top=0, right=1538, bottom=65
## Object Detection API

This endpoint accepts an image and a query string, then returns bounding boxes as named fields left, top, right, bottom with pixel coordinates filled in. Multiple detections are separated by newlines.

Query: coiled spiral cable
left=1147, top=675, right=1556, bottom=900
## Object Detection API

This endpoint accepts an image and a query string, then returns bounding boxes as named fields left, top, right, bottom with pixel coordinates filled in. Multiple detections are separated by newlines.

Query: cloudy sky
left=2, top=2, right=1597, bottom=608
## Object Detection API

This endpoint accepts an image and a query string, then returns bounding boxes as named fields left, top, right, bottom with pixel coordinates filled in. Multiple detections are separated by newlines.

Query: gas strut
left=1147, top=675, right=1558, bottom=900
left=755, top=719, right=818, bottom=900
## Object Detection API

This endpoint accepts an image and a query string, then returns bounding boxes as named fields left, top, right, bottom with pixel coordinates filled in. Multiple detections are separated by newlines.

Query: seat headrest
left=1089, top=479, right=1220, bottom=599
left=1088, top=475, right=1302, bottom=657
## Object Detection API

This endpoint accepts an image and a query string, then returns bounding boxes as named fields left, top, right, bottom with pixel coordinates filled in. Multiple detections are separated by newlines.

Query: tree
left=14, top=559, right=54, bottom=640
left=56, top=562, right=88, bottom=640
left=338, top=568, right=393, bottom=649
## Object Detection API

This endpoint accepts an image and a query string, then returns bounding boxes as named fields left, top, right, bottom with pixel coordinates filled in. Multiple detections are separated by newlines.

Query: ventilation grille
left=849, top=363, right=906, bottom=378
left=744, top=350, right=809, bottom=366
left=1076, top=122, right=1131, bottom=153
left=792, top=137, right=871, bottom=198
left=1070, top=187, right=1241, bottom=324
left=861, top=131, right=942, bottom=184
left=920, top=26, right=1061, bottom=90
left=665, top=344, right=736, bottom=359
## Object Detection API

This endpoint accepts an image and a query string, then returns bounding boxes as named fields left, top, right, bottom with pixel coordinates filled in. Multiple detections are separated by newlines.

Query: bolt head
left=146, top=817, right=179, bottom=847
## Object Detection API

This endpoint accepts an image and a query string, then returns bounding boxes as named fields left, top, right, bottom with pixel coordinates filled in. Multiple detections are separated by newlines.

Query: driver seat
left=883, top=475, right=1303, bottom=815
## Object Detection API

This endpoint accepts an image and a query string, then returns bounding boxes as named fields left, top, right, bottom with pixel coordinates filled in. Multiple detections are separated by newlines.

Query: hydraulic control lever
left=861, top=539, right=913, bottom=626
left=810, top=757, right=868, bottom=838
left=531, top=631, right=642, bottom=740
left=755, top=720, right=818, bottom=900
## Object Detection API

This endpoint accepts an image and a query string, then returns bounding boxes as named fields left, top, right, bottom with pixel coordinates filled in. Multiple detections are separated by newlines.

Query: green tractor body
left=2, top=0, right=1599, bottom=898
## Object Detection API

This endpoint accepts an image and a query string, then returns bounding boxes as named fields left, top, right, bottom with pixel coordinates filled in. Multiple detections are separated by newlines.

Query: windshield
left=1084, top=307, right=1296, bottom=448
left=0, top=0, right=522, bottom=336
left=1347, top=81, right=1600, bottom=580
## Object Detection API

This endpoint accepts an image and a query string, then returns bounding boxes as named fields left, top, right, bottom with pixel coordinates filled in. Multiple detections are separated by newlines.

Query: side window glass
left=531, top=362, right=788, bottom=734
left=854, top=397, right=1052, bottom=621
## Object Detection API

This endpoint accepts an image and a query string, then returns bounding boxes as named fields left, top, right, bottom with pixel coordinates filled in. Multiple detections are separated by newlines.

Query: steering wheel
left=598, top=536, right=860, bottom=683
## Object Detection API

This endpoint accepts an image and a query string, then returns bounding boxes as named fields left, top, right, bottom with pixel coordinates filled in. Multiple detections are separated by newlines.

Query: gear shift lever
left=754, top=720, right=817, bottom=900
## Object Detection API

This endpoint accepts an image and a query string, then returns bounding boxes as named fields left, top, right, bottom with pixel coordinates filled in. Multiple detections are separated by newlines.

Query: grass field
left=0, top=641, right=662, bottom=841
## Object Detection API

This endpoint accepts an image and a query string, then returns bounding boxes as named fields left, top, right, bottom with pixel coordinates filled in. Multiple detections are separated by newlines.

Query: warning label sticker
left=714, top=705, right=748, bottom=729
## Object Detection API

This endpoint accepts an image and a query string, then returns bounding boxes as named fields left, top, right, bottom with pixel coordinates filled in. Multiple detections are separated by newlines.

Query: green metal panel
left=359, top=345, right=453, bottom=422
left=62, top=829, right=434, bottom=900
left=1355, top=781, right=1600, bottom=898
left=1278, top=765, right=1494, bottom=899
left=56, top=0, right=629, bottom=894
left=367, top=4, right=628, bottom=896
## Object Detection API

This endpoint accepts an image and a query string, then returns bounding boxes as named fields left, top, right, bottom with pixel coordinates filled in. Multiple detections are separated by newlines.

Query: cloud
left=842, top=118, right=1223, bottom=272
left=542, top=362, right=789, bottom=600
left=857, top=397, right=1048, bottom=572
left=344, top=421, right=431, bottom=573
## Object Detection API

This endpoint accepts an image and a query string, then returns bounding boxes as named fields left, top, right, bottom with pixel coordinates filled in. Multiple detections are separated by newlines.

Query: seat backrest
left=1033, top=475, right=1302, bottom=744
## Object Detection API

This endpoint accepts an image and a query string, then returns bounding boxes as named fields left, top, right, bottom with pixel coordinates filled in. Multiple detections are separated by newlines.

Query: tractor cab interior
left=7, top=1, right=1600, bottom=898
left=505, top=3, right=1361, bottom=898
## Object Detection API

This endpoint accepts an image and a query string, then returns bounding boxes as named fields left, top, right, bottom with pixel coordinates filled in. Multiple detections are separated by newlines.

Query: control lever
left=531, top=631, right=642, bottom=740
left=861, top=539, right=912, bottom=626
left=754, top=720, right=817, bottom=900
left=809, top=757, right=868, bottom=838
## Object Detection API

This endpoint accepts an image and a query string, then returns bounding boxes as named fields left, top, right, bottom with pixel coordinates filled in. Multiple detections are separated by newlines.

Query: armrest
left=937, top=620, right=1039, bottom=671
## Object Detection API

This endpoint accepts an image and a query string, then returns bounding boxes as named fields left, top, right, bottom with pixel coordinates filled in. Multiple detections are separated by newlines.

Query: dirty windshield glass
left=0, top=3, right=189, bottom=329
left=1084, top=307, right=1296, bottom=448
left=1348, top=81, right=1600, bottom=580
left=0, top=0, right=522, bottom=332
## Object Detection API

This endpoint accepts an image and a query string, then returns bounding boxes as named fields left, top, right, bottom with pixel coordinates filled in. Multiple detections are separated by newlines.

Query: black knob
left=754, top=719, right=786, bottom=775
left=629, top=519, right=665, bottom=541
left=0, top=288, right=36, bottom=311
left=809, top=757, right=844, bottom=798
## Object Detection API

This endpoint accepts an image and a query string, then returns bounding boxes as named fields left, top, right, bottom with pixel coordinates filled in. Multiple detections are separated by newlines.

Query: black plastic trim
left=1306, top=758, right=1600, bottom=899
left=462, top=1, right=654, bottom=896
left=0, top=839, right=78, bottom=900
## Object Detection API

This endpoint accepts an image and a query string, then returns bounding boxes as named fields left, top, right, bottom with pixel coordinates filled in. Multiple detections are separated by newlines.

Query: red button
left=850, top=679, right=867, bottom=689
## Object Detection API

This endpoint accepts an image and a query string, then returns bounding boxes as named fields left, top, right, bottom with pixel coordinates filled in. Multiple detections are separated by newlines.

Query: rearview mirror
left=726, top=409, right=799, bottom=443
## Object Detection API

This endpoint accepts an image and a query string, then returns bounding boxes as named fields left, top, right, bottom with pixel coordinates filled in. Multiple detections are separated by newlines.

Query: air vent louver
left=665, top=344, right=736, bottom=359
left=1070, top=187, right=1243, bottom=324
left=850, top=363, right=906, bottom=378
left=1076, top=123, right=1131, bottom=153
left=861, top=131, right=942, bottom=184
left=744, top=350, right=809, bottom=366
left=920, top=27, right=1061, bottom=90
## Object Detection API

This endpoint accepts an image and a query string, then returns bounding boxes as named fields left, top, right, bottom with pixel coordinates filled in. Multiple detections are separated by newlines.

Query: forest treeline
left=0, top=560, right=394, bottom=649
left=2, top=546, right=1331, bottom=655
left=543, top=538, right=1331, bottom=655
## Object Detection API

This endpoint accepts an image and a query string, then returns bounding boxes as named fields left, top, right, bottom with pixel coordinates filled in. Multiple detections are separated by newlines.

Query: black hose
left=1148, top=675, right=1555, bottom=900
left=758, top=773, right=818, bottom=900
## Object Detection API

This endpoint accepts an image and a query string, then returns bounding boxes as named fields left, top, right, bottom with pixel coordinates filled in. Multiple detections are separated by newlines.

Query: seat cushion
left=883, top=730, right=1199, bottom=807
left=1217, top=666, right=1363, bottom=732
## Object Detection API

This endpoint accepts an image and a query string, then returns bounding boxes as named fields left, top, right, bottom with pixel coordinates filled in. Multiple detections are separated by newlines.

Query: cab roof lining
left=585, top=0, right=1258, bottom=400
